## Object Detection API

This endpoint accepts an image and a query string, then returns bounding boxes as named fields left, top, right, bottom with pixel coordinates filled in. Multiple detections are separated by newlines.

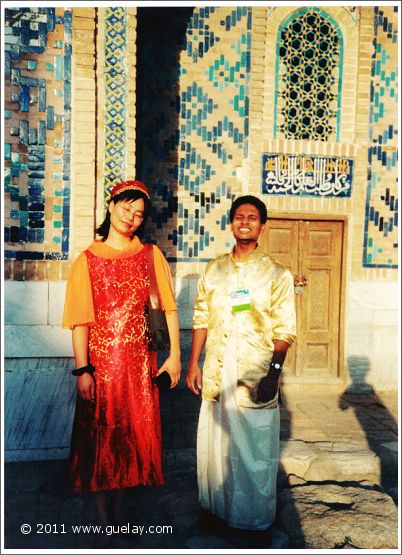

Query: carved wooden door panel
left=259, top=219, right=344, bottom=382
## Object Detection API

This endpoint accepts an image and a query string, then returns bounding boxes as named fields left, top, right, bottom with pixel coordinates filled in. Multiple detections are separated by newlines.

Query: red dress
left=64, top=241, right=175, bottom=492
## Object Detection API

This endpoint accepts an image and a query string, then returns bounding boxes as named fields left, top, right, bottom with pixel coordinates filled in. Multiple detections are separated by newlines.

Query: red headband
left=110, top=180, right=150, bottom=199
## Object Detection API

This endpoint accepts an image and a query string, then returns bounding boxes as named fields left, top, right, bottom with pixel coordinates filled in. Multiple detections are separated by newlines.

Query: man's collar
left=230, top=244, right=263, bottom=264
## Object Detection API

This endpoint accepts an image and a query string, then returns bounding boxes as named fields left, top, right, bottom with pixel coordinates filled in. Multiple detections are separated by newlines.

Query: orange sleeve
left=153, top=246, right=177, bottom=312
left=62, top=251, right=96, bottom=330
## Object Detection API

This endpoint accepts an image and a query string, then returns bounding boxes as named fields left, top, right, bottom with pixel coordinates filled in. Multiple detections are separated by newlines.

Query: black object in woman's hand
left=155, top=371, right=172, bottom=391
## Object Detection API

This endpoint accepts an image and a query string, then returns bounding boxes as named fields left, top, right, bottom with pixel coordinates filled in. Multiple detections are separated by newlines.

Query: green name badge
left=231, top=289, right=252, bottom=313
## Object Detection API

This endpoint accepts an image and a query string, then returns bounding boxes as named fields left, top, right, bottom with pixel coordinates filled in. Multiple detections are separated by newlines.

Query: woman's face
left=108, top=197, right=145, bottom=237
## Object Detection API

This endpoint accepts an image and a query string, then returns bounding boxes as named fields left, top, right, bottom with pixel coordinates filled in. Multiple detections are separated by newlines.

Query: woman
left=62, top=180, right=181, bottom=527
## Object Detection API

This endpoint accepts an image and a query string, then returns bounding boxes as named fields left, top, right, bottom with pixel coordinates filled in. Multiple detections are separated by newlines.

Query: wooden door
left=259, top=219, right=344, bottom=383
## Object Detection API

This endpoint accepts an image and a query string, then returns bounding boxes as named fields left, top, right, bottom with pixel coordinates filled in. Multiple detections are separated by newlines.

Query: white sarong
left=197, top=336, right=280, bottom=530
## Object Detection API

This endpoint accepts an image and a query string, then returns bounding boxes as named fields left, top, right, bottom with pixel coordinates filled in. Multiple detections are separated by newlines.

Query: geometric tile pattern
left=4, top=7, right=72, bottom=260
left=363, top=6, right=398, bottom=268
left=103, top=7, right=127, bottom=204
left=139, top=7, right=252, bottom=261
left=275, top=7, right=342, bottom=142
left=173, top=7, right=252, bottom=261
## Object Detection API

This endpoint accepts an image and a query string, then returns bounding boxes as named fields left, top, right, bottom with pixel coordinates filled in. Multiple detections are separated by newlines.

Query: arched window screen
left=274, top=9, right=342, bottom=141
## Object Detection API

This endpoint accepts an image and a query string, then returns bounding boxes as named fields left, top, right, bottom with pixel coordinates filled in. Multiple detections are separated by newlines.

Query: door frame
left=266, top=211, right=349, bottom=385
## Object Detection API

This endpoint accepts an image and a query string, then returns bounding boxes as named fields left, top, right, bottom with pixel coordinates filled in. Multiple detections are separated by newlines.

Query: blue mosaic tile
left=4, top=8, right=71, bottom=258
left=28, top=127, right=37, bottom=145
left=363, top=8, right=398, bottom=268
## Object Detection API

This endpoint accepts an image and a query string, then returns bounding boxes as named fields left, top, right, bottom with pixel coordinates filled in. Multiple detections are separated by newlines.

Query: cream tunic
left=193, top=246, right=296, bottom=408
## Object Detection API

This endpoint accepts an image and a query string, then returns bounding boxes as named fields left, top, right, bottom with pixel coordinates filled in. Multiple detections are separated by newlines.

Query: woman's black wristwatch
left=72, top=363, right=95, bottom=376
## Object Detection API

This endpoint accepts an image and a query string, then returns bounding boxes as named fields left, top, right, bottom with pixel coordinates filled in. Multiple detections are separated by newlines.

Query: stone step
left=278, top=440, right=397, bottom=486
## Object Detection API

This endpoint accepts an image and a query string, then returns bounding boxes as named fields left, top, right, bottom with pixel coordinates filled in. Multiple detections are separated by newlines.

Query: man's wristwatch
left=270, top=362, right=283, bottom=373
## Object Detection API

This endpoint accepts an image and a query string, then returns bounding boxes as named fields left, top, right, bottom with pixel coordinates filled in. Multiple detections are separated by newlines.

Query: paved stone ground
left=4, top=332, right=398, bottom=550
left=4, top=389, right=397, bottom=551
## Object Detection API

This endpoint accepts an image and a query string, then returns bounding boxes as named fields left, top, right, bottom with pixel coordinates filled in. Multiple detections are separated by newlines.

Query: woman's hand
left=158, top=355, right=181, bottom=388
left=76, top=373, right=95, bottom=401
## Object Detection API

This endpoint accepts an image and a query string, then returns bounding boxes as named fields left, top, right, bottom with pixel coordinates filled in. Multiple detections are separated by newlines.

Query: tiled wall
left=3, top=5, right=398, bottom=283
left=4, top=7, right=399, bottom=462
left=136, top=7, right=252, bottom=270
left=95, top=7, right=137, bottom=223
left=363, top=6, right=398, bottom=268
left=174, top=7, right=252, bottom=264
left=247, top=6, right=397, bottom=281
left=103, top=7, right=128, bottom=202
left=4, top=8, right=72, bottom=262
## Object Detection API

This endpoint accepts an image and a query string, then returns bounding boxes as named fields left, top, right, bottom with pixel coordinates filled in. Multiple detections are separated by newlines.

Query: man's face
left=230, top=203, right=265, bottom=243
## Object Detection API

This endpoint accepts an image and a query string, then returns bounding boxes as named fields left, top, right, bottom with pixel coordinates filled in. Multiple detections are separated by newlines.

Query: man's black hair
left=96, top=189, right=151, bottom=240
left=229, top=195, right=268, bottom=223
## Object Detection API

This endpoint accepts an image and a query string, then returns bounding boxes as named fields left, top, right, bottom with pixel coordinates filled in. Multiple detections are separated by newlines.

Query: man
left=186, top=195, right=296, bottom=532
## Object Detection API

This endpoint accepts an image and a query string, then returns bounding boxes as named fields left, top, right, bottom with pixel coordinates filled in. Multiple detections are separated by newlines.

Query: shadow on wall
left=339, top=356, right=398, bottom=500
left=136, top=7, right=194, bottom=256
left=345, top=356, right=374, bottom=394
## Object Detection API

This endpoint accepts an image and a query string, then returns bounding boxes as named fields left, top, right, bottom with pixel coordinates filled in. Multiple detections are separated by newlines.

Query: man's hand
left=158, top=355, right=181, bottom=388
left=256, top=372, right=280, bottom=403
left=77, top=373, right=95, bottom=401
left=186, top=362, right=202, bottom=395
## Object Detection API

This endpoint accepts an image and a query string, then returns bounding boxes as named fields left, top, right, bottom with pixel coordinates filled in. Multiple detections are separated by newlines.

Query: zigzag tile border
left=363, top=6, right=398, bottom=268
left=103, top=7, right=127, bottom=204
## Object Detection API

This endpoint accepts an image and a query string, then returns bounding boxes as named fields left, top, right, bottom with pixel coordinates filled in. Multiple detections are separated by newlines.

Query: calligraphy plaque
left=262, top=154, right=353, bottom=197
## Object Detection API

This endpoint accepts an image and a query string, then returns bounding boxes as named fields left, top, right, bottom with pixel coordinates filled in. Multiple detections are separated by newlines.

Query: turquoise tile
left=20, top=212, right=29, bottom=226
left=54, top=55, right=63, bottom=80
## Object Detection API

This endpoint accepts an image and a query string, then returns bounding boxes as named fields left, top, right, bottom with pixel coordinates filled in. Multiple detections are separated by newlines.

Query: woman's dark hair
left=96, top=189, right=151, bottom=240
left=229, top=195, right=268, bottom=224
